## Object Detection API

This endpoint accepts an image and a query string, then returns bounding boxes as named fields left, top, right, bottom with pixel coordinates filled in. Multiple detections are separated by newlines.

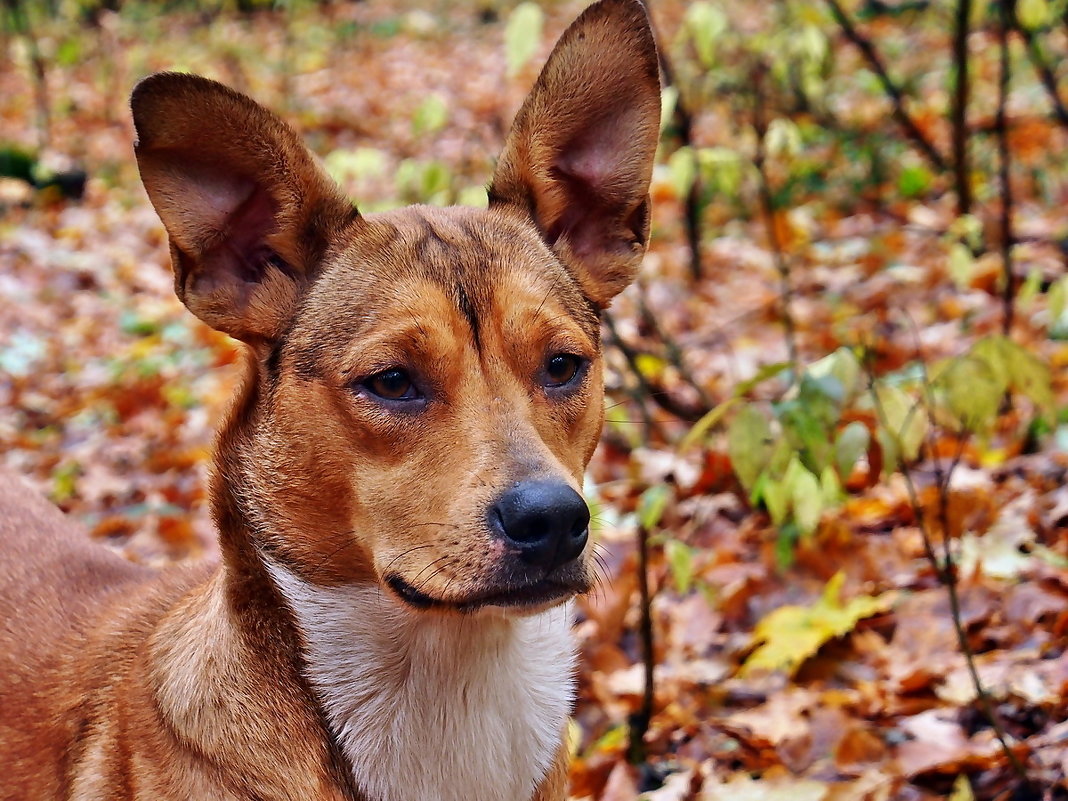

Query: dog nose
left=489, top=480, right=590, bottom=570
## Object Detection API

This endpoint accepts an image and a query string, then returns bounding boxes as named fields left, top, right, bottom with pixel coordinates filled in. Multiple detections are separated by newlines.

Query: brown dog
left=0, top=1, right=660, bottom=798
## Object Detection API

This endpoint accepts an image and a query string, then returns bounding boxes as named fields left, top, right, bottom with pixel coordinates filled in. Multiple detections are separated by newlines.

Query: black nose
left=489, top=480, right=590, bottom=571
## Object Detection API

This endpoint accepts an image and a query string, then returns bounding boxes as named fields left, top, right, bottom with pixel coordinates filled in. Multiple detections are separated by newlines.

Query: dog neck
left=267, top=563, right=575, bottom=801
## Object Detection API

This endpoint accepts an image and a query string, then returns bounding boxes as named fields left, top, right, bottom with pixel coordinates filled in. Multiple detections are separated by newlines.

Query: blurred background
left=1, top=0, right=1066, bottom=798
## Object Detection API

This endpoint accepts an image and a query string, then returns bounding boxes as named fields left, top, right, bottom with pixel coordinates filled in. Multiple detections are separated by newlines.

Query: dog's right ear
left=489, top=0, right=661, bottom=309
left=131, top=73, right=354, bottom=346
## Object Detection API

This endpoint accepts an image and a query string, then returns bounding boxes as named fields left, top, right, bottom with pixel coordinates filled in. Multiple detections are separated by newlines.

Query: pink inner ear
left=165, top=158, right=284, bottom=282
left=174, top=161, right=258, bottom=239
left=555, top=108, right=640, bottom=194
left=546, top=111, right=645, bottom=258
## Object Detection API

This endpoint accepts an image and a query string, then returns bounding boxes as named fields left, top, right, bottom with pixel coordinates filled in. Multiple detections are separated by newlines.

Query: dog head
left=132, top=0, right=660, bottom=614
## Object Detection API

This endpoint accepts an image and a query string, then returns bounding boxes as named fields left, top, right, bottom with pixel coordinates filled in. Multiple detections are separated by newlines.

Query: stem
left=824, top=0, right=948, bottom=171
left=635, top=285, right=716, bottom=412
left=1011, top=3, right=1068, bottom=127
left=657, top=49, right=704, bottom=282
left=867, top=371, right=1029, bottom=782
left=751, top=67, right=800, bottom=369
left=997, top=1, right=1017, bottom=336
left=2, top=0, right=50, bottom=150
left=951, top=0, right=973, bottom=216
left=604, top=313, right=706, bottom=423
left=628, top=522, right=655, bottom=765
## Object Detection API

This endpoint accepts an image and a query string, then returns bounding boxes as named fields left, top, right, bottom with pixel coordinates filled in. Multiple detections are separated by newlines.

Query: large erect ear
left=489, top=0, right=661, bottom=309
left=131, top=73, right=355, bottom=344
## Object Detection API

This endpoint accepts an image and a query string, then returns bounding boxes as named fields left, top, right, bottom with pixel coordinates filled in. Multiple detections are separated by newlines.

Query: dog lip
left=385, top=574, right=582, bottom=612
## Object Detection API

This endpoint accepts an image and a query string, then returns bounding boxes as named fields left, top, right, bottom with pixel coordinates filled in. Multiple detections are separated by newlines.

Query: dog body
left=0, top=2, right=660, bottom=799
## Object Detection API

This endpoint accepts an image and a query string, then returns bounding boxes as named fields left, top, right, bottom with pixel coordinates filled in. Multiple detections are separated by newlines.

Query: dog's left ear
left=489, top=0, right=661, bottom=309
left=131, top=72, right=354, bottom=346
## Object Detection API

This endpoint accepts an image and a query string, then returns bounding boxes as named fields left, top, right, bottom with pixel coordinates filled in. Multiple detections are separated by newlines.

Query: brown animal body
left=0, top=1, right=660, bottom=799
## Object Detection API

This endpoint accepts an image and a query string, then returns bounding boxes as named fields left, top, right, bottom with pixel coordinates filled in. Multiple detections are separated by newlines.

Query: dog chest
left=268, top=566, right=576, bottom=801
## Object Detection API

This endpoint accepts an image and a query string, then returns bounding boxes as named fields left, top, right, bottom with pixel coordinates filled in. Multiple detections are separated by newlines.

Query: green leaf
left=56, top=38, right=82, bottom=68
left=638, top=484, right=671, bottom=531
left=1017, top=267, right=1043, bottom=309
left=948, top=242, right=975, bottom=289
left=683, top=2, right=727, bottom=68
left=834, top=421, right=870, bottom=478
left=788, top=460, right=823, bottom=535
left=763, top=474, right=790, bottom=526
left=765, top=118, right=803, bottom=159
left=411, top=94, right=448, bottom=136
left=323, top=147, right=387, bottom=185
left=1017, top=0, right=1049, bottom=29
left=932, top=355, right=1003, bottom=432
left=820, top=466, right=843, bottom=506
left=665, top=539, right=694, bottom=594
left=949, top=774, right=975, bottom=801
left=872, top=383, right=927, bottom=467
left=734, top=361, right=793, bottom=396
left=728, top=405, right=774, bottom=492
left=604, top=400, right=642, bottom=449
left=1051, top=276, right=1068, bottom=339
left=660, top=86, right=678, bottom=134
left=741, top=572, right=893, bottom=676
left=505, top=2, right=544, bottom=77
left=679, top=397, right=739, bottom=452
left=777, top=385, right=836, bottom=474
left=456, top=186, right=488, bottom=208
left=696, top=147, right=745, bottom=197
left=898, top=163, right=932, bottom=197
left=51, top=461, right=80, bottom=504
left=775, top=522, right=800, bottom=569
left=972, top=335, right=1054, bottom=414
left=1050, top=274, right=1068, bottom=320
left=668, top=146, right=697, bottom=200
left=806, top=347, right=861, bottom=404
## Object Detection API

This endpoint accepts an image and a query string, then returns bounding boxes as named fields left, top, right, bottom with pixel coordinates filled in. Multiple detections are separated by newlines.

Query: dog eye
left=362, top=368, right=421, bottom=401
left=543, top=354, right=584, bottom=388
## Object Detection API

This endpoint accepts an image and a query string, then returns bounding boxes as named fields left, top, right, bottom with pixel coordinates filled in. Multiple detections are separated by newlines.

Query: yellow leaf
left=740, top=572, right=892, bottom=677
left=949, top=774, right=974, bottom=801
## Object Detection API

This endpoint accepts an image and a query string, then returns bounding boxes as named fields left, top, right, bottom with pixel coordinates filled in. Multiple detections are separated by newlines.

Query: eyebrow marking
left=454, top=281, right=481, bottom=351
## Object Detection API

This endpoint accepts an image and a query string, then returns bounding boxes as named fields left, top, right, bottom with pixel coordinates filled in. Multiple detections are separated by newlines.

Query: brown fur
left=0, top=1, right=660, bottom=798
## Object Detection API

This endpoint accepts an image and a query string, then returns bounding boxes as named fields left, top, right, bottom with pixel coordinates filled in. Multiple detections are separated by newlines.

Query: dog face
left=132, top=0, right=660, bottom=614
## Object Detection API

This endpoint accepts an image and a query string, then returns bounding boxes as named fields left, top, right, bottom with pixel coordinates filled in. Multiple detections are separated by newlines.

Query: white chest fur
left=267, top=565, right=575, bottom=801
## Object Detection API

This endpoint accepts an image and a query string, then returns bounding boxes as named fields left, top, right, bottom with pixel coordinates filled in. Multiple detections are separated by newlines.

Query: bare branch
left=627, top=520, right=655, bottom=766
left=1010, top=6, right=1068, bottom=127
left=998, top=1, right=1018, bottom=336
left=951, top=0, right=973, bottom=216
left=824, top=0, right=949, bottom=171
left=751, top=65, right=800, bottom=369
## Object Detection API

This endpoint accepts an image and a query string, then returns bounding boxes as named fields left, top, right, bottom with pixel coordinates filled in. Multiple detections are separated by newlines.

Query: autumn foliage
left=1, top=0, right=1066, bottom=799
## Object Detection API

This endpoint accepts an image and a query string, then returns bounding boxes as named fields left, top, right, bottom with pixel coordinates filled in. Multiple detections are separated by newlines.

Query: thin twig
left=604, top=312, right=706, bottom=423
left=951, top=0, right=973, bottom=216
left=1009, top=4, right=1068, bottom=127
left=627, top=521, right=655, bottom=766
left=824, top=0, right=948, bottom=171
left=657, top=47, right=704, bottom=282
left=635, top=283, right=716, bottom=412
left=2, top=0, right=50, bottom=150
left=866, top=364, right=1029, bottom=782
left=751, top=66, right=800, bottom=369
left=998, top=1, right=1017, bottom=336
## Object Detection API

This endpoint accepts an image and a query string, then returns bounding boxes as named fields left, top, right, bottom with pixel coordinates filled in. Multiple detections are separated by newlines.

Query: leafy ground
left=1, top=1, right=1066, bottom=799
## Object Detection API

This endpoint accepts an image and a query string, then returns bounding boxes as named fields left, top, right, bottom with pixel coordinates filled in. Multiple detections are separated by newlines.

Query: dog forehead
left=308, top=205, right=598, bottom=339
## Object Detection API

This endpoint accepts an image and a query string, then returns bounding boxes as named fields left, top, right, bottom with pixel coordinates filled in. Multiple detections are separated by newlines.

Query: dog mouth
left=385, top=574, right=584, bottom=613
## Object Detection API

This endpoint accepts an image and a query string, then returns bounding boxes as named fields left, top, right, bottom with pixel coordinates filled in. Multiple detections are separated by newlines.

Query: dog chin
left=385, top=573, right=586, bottom=616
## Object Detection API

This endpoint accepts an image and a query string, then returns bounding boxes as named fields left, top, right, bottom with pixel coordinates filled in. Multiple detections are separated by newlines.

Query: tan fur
left=0, top=1, right=660, bottom=799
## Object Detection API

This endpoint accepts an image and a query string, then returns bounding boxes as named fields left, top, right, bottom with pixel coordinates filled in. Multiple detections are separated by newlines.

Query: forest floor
left=1, top=1, right=1066, bottom=799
